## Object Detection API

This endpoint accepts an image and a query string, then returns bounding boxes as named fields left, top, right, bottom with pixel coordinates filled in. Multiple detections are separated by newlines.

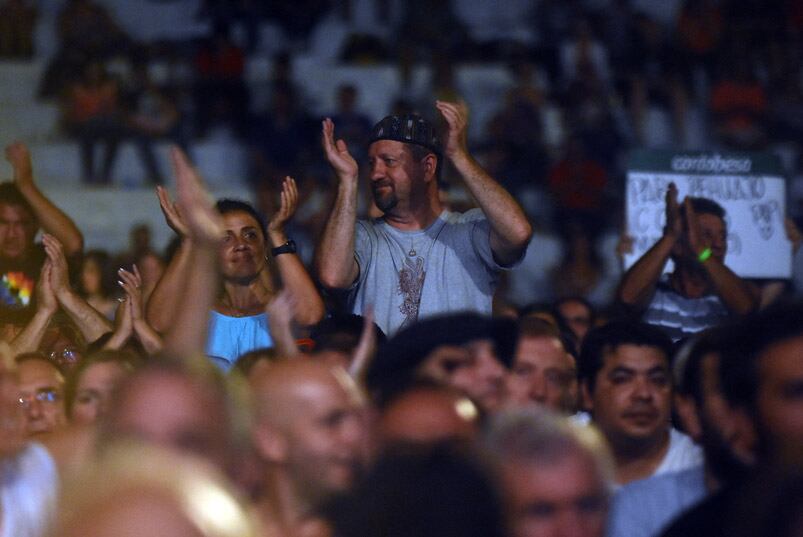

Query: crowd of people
left=1, top=84, right=802, bottom=537
left=1, top=1, right=803, bottom=536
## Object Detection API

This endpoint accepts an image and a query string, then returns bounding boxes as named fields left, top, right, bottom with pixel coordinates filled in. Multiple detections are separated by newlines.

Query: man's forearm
left=702, top=260, right=759, bottom=315
left=315, top=180, right=360, bottom=289
left=450, top=152, right=532, bottom=265
left=10, top=309, right=53, bottom=355
left=57, top=291, right=113, bottom=343
left=618, top=235, right=675, bottom=308
left=17, top=182, right=84, bottom=256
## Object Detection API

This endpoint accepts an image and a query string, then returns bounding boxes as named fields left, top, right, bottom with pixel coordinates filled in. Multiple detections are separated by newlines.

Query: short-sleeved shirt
left=205, top=311, right=273, bottom=371
left=348, top=209, right=509, bottom=336
left=608, top=466, right=707, bottom=537
left=0, top=442, right=59, bottom=537
left=0, top=245, right=46, bottom=322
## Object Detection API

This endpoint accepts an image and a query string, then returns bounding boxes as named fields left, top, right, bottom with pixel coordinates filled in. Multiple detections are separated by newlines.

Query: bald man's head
left=251, top=360, right=366, bottom=506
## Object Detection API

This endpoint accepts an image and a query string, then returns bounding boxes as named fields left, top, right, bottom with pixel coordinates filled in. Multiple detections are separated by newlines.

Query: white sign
left=624, top=163, right=792, bottom=279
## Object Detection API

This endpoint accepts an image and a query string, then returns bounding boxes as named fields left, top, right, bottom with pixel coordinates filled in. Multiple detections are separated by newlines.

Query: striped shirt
left=643, top=274, right=730, bottom=342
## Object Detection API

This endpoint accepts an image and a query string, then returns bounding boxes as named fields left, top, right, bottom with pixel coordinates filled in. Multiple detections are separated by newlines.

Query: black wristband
left=271, top=239, right=297, bottom=256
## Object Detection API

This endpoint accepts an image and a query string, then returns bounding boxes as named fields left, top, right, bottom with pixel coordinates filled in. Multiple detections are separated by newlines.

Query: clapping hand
left=321, top=118, right=358, bottom=182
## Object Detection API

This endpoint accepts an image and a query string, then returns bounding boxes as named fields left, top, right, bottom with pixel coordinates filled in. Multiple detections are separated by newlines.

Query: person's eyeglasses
left=18, top=389, right=61, bottom=409
left=50, top=346, right=81, bottom=368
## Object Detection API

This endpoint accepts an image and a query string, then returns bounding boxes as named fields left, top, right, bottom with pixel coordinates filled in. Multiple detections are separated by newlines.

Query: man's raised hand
left=321, top=118, right=358, bottom=181
left=36, top=260, right=58, bottom=316
left=664, top=182, right=682, bottom=240
left=42, top=233, right=72, bottom=299
left=4, top=141, right=34, bottom=187
left=435, top=100, right=470, bottom=159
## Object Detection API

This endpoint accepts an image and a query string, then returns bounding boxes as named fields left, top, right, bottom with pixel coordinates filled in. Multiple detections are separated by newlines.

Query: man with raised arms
left=315, top=101, right=532, bottom=335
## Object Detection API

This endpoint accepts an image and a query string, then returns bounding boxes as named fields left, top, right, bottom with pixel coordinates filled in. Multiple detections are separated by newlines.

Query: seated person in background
left=55, top=443, right=260, bottom=537
left=146, top=159, right=324, bottom=371
left=366, top=312, right=516, bottom=414
left=553, top=296, right=595, bottom=352
left=76, top=250, right=117, bottom=319
left=64, top=350, right=137, bottom=426
left=15, top=352, right=67, bottom=439
left=505, top=317, right=579, bottom=416
left=250, top=358, right=366, bottom=537
left=324, top=446, right=506, bottom=537
left=0, top=0, right=37, bottom=59
left=579, top=321, right=703, bottom=486
left=308, top=313, right=386, bottom=370
left=1, top=142, right=83, bottom=319
left=483, top=408, right=613, bottom=537
left=617, top=183, right=757, bottom=342
left=607, top=326, right=754, bottom=537
left=62, top=61, right=123, bottom=185
left=377, top=379, right=480, bottom=450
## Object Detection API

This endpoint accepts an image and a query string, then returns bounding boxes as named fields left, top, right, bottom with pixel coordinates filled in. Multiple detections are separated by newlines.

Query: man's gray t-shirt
left=349, top=209, right=505, bottom=335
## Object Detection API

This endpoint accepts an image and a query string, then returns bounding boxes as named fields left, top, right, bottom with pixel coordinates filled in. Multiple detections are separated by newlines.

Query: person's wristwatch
left=271, top=239, right=297, bottom=257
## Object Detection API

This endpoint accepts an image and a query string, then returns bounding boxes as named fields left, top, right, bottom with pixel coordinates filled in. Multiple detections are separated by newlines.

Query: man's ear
left=422, top=154, right=438, bottom=183
left=252, top=422, right=288, bottom=464
left=674, top=393, right=702, bottom=442
left=580, top=381, right=594, bottom=413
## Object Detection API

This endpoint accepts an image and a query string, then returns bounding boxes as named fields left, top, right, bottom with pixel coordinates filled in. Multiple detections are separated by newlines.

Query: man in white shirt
left=579, top=320, right=702, bottom=485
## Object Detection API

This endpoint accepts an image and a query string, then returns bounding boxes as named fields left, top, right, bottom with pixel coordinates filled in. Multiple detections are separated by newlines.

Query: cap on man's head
left=369, top=114, right=442, bottom=156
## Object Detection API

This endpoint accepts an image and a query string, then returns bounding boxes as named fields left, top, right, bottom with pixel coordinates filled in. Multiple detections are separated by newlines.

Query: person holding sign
left=617, top=183, right=758, bottom=342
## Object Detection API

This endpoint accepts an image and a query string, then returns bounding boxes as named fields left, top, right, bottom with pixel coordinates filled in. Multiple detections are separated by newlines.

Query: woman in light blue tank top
left=148, top=178, right=324, bottom=371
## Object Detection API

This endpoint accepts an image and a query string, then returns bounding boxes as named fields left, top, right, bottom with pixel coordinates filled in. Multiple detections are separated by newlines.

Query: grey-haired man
left=316, top=101, right=532, bottom=335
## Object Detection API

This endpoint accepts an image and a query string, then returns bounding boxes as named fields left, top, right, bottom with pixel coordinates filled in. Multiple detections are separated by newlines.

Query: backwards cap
left=369, top=114, right=442, bottom=156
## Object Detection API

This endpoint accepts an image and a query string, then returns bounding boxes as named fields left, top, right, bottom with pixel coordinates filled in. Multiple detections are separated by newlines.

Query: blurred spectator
left=483, top=409, right=613, bottom=537
left=550, top=223, right=618, bottom=307
left=562, top=63, right=622, bottom=173
left=676, top=0, right=724, bottom=83
left=0, top=0, right=37, bottom=59
left=64, top=349, right=136, bottom=425
left=15, top=352, right=67, bottom=438
left=505, top=317, right=579, bottom=415
left=710, top=59, right=768, bottom=150
left=395, top=0, right=468, bottom=63
left=39, top=0, right=131, bottom=99
left=249, top=82, right=313, bottom=180
left=559, top=18, right=611, bottom=88
left=532, top=0, right=585, bottom=84
left=325, top=446, right=506, bottom=537
left=198, top=0, right=262, bottom=52
left=123, top=63, right=185, bottom=185
left=547, top=137, right=609, bottom=235
left=504, top=229, right=564, bottom=307
left=77, top=250, right=117, bottom=319
left=62, top=61, right=124, bottom=185
left=57, top=0, right=129, bottom=59
left=484, top=60, right=549, bottom=197
left=194, top=28, right=249, bottom=138
left=623, top=13, right=689, bottom=145
left=329, top=84, right=373, bottom=164
left=264, top=0, right=331, bottom=48
left=553, top=296, right=595, bottom=349
left=768, top=72, right=803, bottom=145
